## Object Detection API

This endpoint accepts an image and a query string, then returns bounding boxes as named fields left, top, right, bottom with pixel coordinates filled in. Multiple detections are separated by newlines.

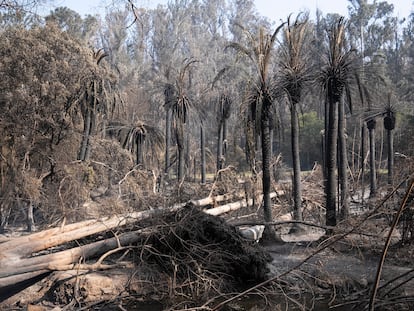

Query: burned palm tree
left=384, top=94, right=396, bottom=185
left=71, top=48, right=119, bottom=161
left=215, top=93, right=232, bottom=170
left=106, top=120, right=164, bottom=166
left=278, top=14, right=312, bottom=232
left=165, top=58, right=197, bottom=181
left=164, top=83, right=175, bottom=176
left=228, top=23, right=285, bottom=240
left=318, top=17, right=358, bottom=226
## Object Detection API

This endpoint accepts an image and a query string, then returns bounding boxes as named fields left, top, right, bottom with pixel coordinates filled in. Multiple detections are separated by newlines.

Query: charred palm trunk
left=386, top=128, right=393, bottom=184
left=261, top=93, right=275, bottom=238
left=136, top=133, right=144, bottom=165
left=84, top=110, right=96, bottom=161
left=326, top=88, right=339, bottom=227
left=164, top=84, right=175, bottom=177
left=78, top=107, right=92, bottom=161
left=217, top=121, right=224, bottom=171
left=367, top=119, right=377, bottom=198
left=176, top=122, right=185, bottom=181
left=384, top=112, right=395, bottom=185
left=290, top=102, right=303, bottom=232
left=323, top=97, right=329, bottom=179
left=223, top=117, right=228, bottom=159
left=78, top=81, right=97, bottom=161
left=338, top=99, right=349, bottom=219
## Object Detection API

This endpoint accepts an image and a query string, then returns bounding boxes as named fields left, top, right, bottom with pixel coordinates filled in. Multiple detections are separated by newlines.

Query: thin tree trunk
left=338, top=99, right=349, bottom=219
left=185, top=131, right=190, bottom=174
left=165, top=108, right=171, bottom=176
left=78, top=108, right=91, bottom=161
left=200, top=125, right=206, bottom=184
left=177, top=122, right=185, bottom=181
left=360, top=123, right=366, bottom=204
left=27, top=201, right=35, bottom=232
left=387, top=129, right=394, bottom=185
left=289, top=104, right=303, bottom=233
left=223, top=118, right=228, bottom=159
left=326, top=100, right=338, bottom=227
left=217, top=121, right=223, bottom=171
left=136, top=134, right=144, bottom=165
left=367, top=119, right=377, bottom=198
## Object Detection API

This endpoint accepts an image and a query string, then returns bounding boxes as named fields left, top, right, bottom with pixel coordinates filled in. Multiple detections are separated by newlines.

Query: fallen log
left=191, top=189, right=285, bottom=208
left=0, top=190, right=280, bottom=293
left=0, top=205, right=184, bottom=260
left=190, top=191, right=244, bottom=207
left=0, top=230, right=143, bottom=284
left=0, top=207, right=182, bottom=291
left=204, top=192, right=278, bottom=216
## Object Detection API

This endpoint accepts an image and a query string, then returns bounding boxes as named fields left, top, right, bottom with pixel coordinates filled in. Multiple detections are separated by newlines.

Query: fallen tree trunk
left=191, top=189, right=285, bottom=208
left=0, top=190, right=281, bottom=292
left=0, top=206, right=183, bottom=291
left=0, top=230, right=143, bottom=288
left=0, top=205, right=184, bottom=260
left=205, top=192, right=278, bottom=216
left=190, top=191, right=244, bottom=207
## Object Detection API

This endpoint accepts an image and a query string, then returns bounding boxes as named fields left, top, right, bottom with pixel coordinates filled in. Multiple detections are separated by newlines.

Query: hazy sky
left=50, top=0, right=413, bottom=22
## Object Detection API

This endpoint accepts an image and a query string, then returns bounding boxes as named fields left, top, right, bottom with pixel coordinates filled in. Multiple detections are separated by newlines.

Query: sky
left=49, top=0, right=414, bottom=22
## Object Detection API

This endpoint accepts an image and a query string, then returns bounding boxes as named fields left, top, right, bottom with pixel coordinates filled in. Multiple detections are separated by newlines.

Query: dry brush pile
left=0, top=205, right=273, bottom=310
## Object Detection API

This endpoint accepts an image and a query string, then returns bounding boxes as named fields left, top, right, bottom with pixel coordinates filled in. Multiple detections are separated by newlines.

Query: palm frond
left=277, top=13, right=312, bottom=105
left=107, top=120, right=164, bottom=156
left=226, top=42, right=253, bottom=61
left=93, top=48, right=108, bottom=65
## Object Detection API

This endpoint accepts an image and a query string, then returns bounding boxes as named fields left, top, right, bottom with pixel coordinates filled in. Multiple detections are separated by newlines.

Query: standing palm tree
left=106, top=120, right=164, bottom=166
left=215, top=93, right=232, bottom=170
left=384, top=98, right=396, bottom=185
left=75, top=49, right=119, bottom=161
left=228, top=23, right=285, bottom=240
left=318, top=17, right=358, bottom=227
left=164, top=83, right=175, bottom=176
left=166, top=58, right=197, bottom=181
left=278, top=15, right=312, bottom=232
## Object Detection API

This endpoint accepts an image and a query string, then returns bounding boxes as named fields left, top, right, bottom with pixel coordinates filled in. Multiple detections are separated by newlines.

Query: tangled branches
left=136, top=206, right=272, bottom=305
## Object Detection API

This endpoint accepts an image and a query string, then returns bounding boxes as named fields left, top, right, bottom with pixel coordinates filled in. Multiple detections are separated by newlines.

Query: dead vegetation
left=1, top=137, right=414, bottom=311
